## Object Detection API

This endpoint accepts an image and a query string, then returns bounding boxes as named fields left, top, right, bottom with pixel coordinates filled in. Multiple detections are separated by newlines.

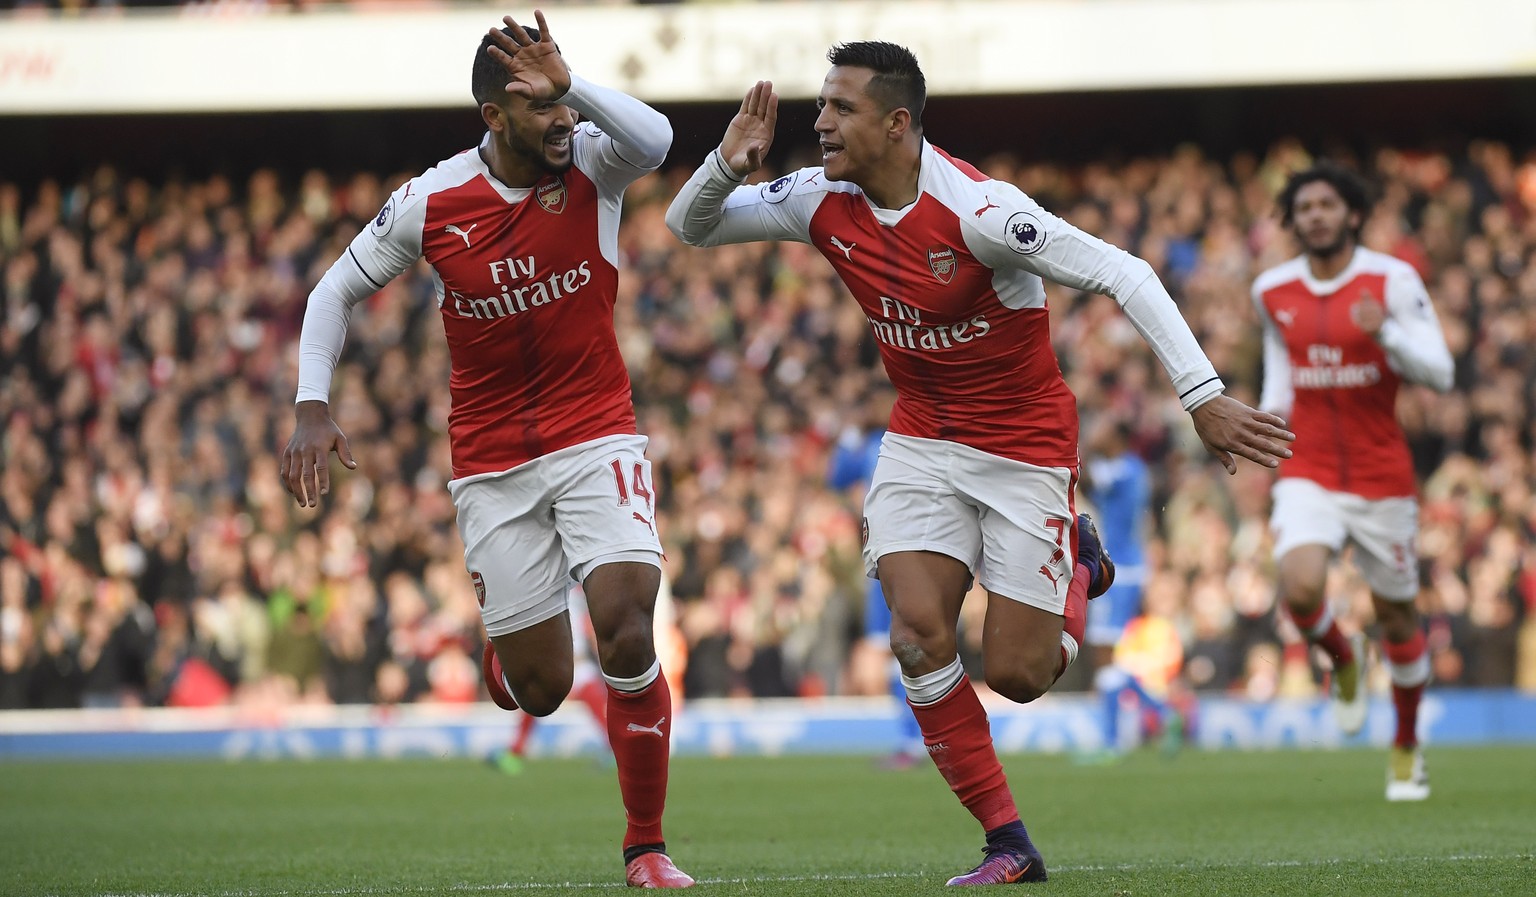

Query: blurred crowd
left=2, top=137, right=1534, bottom=712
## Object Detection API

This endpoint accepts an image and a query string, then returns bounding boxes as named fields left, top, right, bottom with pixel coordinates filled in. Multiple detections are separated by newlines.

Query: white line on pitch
left=72, top=854, right=1536, bottom=897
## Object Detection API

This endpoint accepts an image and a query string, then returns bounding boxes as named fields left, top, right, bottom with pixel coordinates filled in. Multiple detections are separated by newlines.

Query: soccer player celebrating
left=280, top=12, right=693, bottom=887
left=1252, top=162, right=1453, bottom=801
left=666, top=44, right=1294, bottom=884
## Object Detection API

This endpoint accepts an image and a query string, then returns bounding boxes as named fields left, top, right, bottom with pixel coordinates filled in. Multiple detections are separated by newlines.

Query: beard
left=505, top=129, right=573, bottom=176
left=1301, top=226, right=1351, bottom=259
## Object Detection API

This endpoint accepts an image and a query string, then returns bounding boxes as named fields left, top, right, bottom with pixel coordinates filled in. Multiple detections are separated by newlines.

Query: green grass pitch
left=4, top=747, right=1532, bottom=896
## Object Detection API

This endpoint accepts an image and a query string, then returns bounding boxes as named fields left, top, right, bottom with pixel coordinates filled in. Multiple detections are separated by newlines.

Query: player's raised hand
left=486, top=10, right=571, bottom=103
left=280, top=400, right=357, bottom=508
left=1189, top=394, right=1295, bottom=474
left=721, top=81, right=778, bottom=178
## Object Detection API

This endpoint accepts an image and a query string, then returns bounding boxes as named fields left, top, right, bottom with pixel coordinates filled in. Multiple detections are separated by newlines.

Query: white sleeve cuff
left=708, top=148, right=747, bottom=184
left=1180, top=378, right=1226, bottom=411
left=1375, top=318, right=1406, bottom=351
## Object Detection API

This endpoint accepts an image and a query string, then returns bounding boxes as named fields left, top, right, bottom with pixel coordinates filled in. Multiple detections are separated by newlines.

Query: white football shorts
left=1270, top=477, right=1419, bottom=601
left=448, top=433, right=663, bottom=637
left=862, top=433, right=1078, bottom=615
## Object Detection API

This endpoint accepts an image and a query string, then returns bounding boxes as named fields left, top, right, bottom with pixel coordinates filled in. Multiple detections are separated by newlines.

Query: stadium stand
left=2, top=136, right=1533, bottom=710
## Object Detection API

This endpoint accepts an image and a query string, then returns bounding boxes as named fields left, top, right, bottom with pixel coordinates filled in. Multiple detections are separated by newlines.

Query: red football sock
left=1382, top=629, right=1429, bottom=749
left=607, top=674, right=672, bottom=848
left=1055, top=561, right=1091, bottom=681
left=908, top=681, right=1019, bottom=832
left=1389, top=682, right=1425, bottom=749
left=1288, top=604, right=1355, bottom=667
left=576, top=678, right=611, bottom=747
left=510, top=712, right=537, bottom=756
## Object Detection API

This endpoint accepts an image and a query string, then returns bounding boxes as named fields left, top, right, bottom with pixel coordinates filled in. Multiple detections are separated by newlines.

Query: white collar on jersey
left=863, top=140, right=931, bottom=227
left=1299, top=245, right=1366, bottom=296
left=471, top=132, right=539, bottom=202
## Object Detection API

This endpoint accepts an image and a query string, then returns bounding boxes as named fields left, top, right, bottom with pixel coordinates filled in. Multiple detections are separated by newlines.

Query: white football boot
left=1386, top=746, right=1431, bottom=801
left=1331, top=632, right=1368, bottom=737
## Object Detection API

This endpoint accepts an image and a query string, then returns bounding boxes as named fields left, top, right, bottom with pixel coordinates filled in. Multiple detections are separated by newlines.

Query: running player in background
left=1253, top=162, right=1453, bottom=802
left=1079, top=416, right=1181, bottom=760
left=280, top=12, right=692, bottom=886
left=666, top=44, right=1294, bottom=884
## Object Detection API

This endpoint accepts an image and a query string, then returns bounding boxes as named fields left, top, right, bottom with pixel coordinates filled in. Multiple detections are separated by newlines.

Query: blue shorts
left=1086, top=567, right=1144, bottom=647
left=863, top=578, right=891, bottom=639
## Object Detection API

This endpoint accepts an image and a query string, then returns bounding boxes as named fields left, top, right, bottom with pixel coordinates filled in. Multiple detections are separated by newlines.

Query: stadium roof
left=1, top=0, right=1533, bottom=114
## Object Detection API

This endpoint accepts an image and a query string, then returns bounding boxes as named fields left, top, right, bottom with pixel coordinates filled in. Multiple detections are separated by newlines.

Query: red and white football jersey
left=1252, top=247, right=1453, bottom=499
left=299, top=101, right=664, bottom=479
left=668, top=142, right=1224, bottom=468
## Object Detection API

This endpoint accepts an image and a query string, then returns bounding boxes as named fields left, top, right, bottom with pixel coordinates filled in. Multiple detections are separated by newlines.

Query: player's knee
left=1374, top=600, right=1418, bottom=639
left=1277, top=558, right=1327, bottom=608
left=514, top=678, right=571, bottom=718
left=985, top=661, right=1053, bottom=705
left=1278, top=575, right=1325, bottom=611
left=593, top=614, right=656, bottom=678
left=889, top=607, right=958, bottom=669
left=889, top=627, right=950, bottom=675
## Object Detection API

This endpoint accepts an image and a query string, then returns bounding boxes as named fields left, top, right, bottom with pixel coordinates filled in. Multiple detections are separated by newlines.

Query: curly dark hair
left=1277, top=161, right=1373, bottom=237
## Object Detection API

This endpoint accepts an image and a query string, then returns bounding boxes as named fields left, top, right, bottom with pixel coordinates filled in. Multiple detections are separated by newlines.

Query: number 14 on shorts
left=610, top=459, right=656, bottom=535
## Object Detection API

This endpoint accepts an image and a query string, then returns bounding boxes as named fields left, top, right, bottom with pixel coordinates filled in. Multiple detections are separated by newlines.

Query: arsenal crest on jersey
left=537, top=179, right=566, bottom=214
left=928, top=246, right=957, bottom=284
left=470, top=571, right=486, bottom=608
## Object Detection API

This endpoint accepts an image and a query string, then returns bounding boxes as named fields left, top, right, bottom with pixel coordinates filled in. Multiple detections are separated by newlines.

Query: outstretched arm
left=966, top=188, right=1293, bottom=472
left=967, top=190, right=1226, bottom=409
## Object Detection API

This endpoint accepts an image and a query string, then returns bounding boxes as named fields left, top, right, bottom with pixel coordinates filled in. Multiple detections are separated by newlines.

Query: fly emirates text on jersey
left=867, top=295, right=992, bottom=352
left=1295, top=344, right=1383, bottom=389
left=449, top=255, right=593, bottom=320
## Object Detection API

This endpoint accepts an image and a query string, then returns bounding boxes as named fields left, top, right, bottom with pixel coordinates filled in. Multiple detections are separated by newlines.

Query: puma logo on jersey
left=974, top=196, right=1000, bottom=217
left=632, top=511, right=655, bottom=535
left=829, top=236, right=856, bottom=259
left=1038, top=564, right=1062, bottom=590
left=445, top=223, right=477, bottom=247
left=626, top=717, right=665, bottom=737
left=1274, top=308, right=1296, bottom=328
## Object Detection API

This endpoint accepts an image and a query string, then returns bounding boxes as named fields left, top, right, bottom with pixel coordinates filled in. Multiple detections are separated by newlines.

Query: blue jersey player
left=1082, top=417, right=1179, bottom=757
